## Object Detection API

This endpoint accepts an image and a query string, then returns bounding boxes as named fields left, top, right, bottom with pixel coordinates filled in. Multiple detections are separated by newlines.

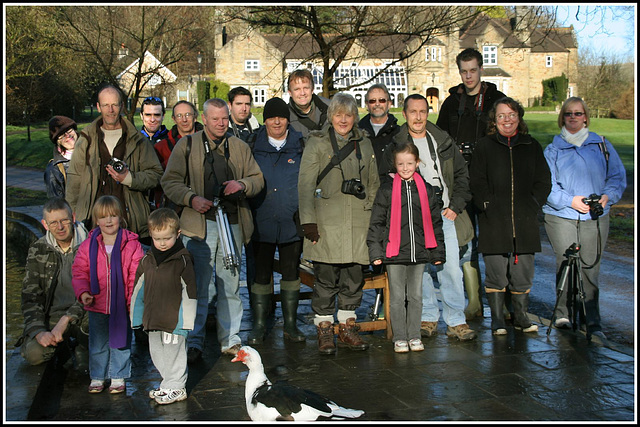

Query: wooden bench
left=273, top=260, right=392, bottom=339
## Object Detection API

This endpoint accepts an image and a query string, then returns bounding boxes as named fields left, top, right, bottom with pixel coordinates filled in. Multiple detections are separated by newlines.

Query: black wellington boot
left=280, top=285, right=306, bottom=342
left=512, top=292, right=538, bottom=333
left=486, top=290, right=507, bottom=335
left=248, top=286, right=272, bottom=345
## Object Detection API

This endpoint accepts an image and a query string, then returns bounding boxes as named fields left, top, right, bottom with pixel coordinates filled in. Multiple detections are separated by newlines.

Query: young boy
left=130, top=208, right=197, bottom=404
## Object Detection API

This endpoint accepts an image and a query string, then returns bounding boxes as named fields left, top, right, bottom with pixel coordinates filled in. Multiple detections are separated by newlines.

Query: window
left=252, top=87, right=267, bottom=106
left=245, top=60, right=260, bottom=71
left=483, top=46, right=497, bottom=66
left=546, top=55, right=553, bottom=67
left=287, top=61, right=301, bottom=72
left=425, top=47, right=442, bottom=62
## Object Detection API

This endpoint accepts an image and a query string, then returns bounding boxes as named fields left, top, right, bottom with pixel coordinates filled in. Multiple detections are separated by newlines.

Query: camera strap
left=315, top=127, right=360, bottom=186
left=598, top=136, right=609, bottom=175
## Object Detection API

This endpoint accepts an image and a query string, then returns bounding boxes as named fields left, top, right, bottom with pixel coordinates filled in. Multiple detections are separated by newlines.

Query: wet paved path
left=4, top=166, right=636, bottom=421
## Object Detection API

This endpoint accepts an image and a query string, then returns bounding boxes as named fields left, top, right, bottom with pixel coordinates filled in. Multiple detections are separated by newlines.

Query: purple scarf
left=89, top=227, right=129, bottom=349
left=386, top=173, right=438, bottom=258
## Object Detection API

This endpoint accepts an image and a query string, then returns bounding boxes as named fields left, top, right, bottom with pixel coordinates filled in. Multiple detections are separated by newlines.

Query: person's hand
left=35, top=331, right=58, bottom=347
left=433, top=260, right=443, bottom=265
left=571, top=195, right=590, bottom=214
left=191, top=196, right=214, bottom=213
left=80, top=292, right=95, bottom=307
left=50, top=315, right=70, bottom=343
left=442, top=207, right=457, bottom=221
left=373, top=259, right=382, bottom=266
left=600, top=194, right=610, bottom=208
left=301, top=223, right=319, bottom=243
left=222, top=180, right=245, bottom=196
left=105, top=164, right=129, bottom=184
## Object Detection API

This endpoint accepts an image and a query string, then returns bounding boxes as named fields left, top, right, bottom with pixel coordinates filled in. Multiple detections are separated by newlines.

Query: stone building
left=211, top=12, right=578, bottom=110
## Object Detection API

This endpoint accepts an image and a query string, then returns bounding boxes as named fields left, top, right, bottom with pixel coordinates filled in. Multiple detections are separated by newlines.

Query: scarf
left=561, top=126, right=589, bottom=147
left=386, top=173, right=438, bottom=258
left=89, top=227, right=129, bottom=349
left=151, top=237, right=185, bottom=266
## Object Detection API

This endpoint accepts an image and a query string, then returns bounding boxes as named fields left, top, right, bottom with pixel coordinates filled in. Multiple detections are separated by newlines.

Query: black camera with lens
left=458, top=141, right=476, bottom=162
left=341, top=178, right=366, bottom=199
left=582, top=193, right=604, bottom=218
left=107, top=157, right=128, bottom=173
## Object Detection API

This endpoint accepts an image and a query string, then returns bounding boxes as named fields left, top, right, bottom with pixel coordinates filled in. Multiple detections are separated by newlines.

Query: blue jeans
left=88, top=311, right=131, bottom=381
left=421, top=215, right=466, bottom=327
left=183, top=219, right=243, bottom=351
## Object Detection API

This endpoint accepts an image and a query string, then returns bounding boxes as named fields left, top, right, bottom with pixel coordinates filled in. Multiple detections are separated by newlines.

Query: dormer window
left=425, top=47, right=442, bottom=62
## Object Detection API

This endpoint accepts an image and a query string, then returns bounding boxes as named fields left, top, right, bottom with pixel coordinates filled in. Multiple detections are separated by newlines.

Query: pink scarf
left=386, top=173, right=438, bottom=258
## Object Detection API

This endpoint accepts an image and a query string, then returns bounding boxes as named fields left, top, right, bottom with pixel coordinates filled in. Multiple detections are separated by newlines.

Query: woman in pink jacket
left=72, top=196, right=144, bottom=394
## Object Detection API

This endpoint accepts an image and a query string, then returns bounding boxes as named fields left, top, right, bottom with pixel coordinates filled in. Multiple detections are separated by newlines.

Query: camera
left=582, top=193, right=604, bottom=218
left=458, top=141, right=475, bottom=162
left=341, top=178, right=366, bottom=199
left=107, top=157, right=128, bottom=173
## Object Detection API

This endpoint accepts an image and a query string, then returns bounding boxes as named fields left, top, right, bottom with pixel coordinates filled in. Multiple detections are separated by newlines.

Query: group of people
left=22, top=48, right=625, bottom=404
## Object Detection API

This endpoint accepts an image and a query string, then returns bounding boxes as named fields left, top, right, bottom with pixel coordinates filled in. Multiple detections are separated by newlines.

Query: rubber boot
left=247, top=284, right=272, bottom=345
left=512, top=292, right=538, bottom=332
left=280, top=282, right=306, bottom=342
left=463, top=261, right=483, bottom=320
left=486, top=290, right=507, bottom=335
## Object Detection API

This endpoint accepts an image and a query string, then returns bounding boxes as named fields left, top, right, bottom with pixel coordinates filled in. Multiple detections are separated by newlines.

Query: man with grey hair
left=358, top=83, right=400, bottom=178
left=18, top=197, right=89, bottom=369
left=162, top=98, right=264, bottom=362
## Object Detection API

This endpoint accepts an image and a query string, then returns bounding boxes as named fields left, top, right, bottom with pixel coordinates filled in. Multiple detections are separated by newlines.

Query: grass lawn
left=5, top=187, right=49, bottom=207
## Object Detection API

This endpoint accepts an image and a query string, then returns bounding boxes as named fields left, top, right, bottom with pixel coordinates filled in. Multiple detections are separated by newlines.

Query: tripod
left=547, top=243, right=592, bottom=341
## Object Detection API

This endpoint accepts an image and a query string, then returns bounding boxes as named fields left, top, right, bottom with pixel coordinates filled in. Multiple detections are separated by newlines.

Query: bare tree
left=52, top=6, right=211, bottom=121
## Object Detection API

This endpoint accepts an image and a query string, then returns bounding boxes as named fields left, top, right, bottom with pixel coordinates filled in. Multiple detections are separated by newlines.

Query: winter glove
left=301, top=223, right=319, bottom=242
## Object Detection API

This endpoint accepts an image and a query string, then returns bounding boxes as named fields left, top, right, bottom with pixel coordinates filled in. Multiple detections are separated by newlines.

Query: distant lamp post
left=197, top=51, right=203, bottom=80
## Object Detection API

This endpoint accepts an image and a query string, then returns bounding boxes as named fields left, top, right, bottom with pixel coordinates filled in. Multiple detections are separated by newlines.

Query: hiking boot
left=420, top=321, right=438, bottom=337
left=337, top=318, right=369, bottom=351
left=446, top=324, right=477, bottom=341
left=155, top=388, right=187, bottom=405
left=317, top=321, right=336, bottom=354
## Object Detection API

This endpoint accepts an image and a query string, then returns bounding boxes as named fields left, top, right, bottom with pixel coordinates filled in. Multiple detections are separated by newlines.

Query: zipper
left=508, top=136, right=517, bottom=258
left=405, top=180, right=416, bottom=263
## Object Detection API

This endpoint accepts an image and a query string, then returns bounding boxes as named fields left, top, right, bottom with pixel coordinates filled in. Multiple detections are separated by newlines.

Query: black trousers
left=252, top=240, right=303, bottom=284
left=311, top=262, right=365, bottom=316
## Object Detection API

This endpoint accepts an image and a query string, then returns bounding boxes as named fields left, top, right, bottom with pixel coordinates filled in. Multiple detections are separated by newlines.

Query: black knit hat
left=49, top=115, right=77, bottom=144
left=263, top=97, right=290, bottom=121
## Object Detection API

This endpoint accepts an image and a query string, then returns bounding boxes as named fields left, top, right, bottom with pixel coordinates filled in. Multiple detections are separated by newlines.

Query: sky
left=555, top=5, right=636, bottom=60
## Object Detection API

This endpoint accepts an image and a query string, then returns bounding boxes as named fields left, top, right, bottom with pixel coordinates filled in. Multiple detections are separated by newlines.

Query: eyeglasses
left=175, top=113, right=194, bottom=120
left=563, top=112, right=585, bottom=117
left=497, top=113, right=518, bottom=121
left=367, top=98, right=388, bottom=104
left=47, top=219, right=72, bottom=229
left=58, top=128, right=75, bottom=141
left=144, top=96, right=163, bottom=103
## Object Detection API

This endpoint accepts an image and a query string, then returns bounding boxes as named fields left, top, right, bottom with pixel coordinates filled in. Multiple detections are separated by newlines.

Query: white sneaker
left=394, top=340, right=409, bottom=353
left=555, top=317, right=571, bottom=329
left=149, top=388, right=168, bottom=399
left=493, top=328, right=507, bottom=335
left=155, top=388, right=187, bottom=405
left=409, top=339, right=424, bottom=352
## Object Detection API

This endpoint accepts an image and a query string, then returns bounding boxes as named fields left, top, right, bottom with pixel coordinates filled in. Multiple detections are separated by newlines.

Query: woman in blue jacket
left=543, top=97, right=626, bottom=340
left=248, top=97, right=306, bottom=344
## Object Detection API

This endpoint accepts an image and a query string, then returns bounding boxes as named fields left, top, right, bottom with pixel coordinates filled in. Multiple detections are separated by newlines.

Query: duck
left=231, top=346, right=365, bottom=421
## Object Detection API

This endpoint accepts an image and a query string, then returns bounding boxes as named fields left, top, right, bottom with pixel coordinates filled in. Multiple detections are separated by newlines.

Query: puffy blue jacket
left=542, top=131, right=626, bottom=220
left=249, top=125, right=305, bottom=243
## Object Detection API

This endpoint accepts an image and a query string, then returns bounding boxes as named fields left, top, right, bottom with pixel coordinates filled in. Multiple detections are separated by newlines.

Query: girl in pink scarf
left=367, top=143, right=445, bottom=354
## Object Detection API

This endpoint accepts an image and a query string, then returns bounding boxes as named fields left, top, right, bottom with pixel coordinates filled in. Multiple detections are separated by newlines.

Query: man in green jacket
left=18, top=197, right=89, bottom=368
left=66, top=85, right=163, bottom=245
left=161, top=98, right=264, bottom=362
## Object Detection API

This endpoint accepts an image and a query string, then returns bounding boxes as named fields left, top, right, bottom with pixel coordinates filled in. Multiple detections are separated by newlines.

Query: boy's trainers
left=109, top=378, right=126, bottom=394
left=394, top=340, right=409, bottom=353
left=88, top=379, right=105, bottom=393
left=155, top=388, right=187, bottom=405
left=149, top=388, right=168, bottom=399
left=409, top=338, right=424, bottom=352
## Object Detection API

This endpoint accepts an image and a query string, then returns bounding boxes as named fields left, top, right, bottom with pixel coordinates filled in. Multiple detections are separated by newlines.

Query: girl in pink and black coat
left=367, top=143, right=445, bottom=353
left=72, top=195, right=144, bottom=394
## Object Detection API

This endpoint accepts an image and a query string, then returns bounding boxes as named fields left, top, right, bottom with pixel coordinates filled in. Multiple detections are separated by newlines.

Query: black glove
left=301, top=223, right=319, bottom=242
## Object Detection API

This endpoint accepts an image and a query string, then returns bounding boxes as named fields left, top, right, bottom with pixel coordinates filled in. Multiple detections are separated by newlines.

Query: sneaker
left=591, top=330, right=607, bottom=340
left=155, top=388, right=187, bottom=405
left=109, top=378, right=126, bottom=394
left=88, top=379, right=105, bottom=393
left=446, top=324, right=477, bottom=341
left=493, top=328, right=508, bottom=336
left=394, top=340, right=409, bottom=353
left=554, top=317, right=571, bottom=329
left=409, top=338, right=424, bottom=352
left=187, top=347, right=202, bottom=364
left=517, top=324, right=538, bottom=333
left=420, top=321, right=438, bottom=337
left=149, top=388, right=168, bottom=399
left=221, top=343, right=242, bottom=356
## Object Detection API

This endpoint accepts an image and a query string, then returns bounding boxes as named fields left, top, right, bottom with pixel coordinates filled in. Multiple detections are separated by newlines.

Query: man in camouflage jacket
left=18, top=198, right=89, bottom=366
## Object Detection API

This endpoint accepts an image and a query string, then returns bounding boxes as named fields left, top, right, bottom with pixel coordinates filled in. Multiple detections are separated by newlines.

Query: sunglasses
left=143, top=96, right=163, bottom=103
left=563, top=112, right=584, bottom=117
left=367, top=98, right=388, bottom=104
